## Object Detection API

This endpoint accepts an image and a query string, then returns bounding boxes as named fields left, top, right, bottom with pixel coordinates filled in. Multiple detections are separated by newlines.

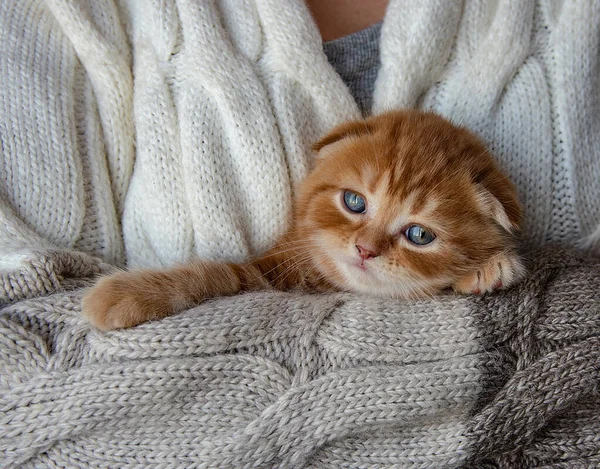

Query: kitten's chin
left=330, top=258, right=434, bottom=299
left=312, top=254, right=382, bottom=295
left=310, top=249, right=439, bottom=299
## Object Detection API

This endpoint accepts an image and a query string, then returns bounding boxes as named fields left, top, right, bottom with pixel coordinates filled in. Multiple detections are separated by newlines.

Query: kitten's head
left=295, top=110, right=522, bottom=297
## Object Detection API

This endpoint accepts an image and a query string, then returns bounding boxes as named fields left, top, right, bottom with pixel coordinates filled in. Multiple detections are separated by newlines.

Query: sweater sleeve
left=0, top=0, right=132, bottom=268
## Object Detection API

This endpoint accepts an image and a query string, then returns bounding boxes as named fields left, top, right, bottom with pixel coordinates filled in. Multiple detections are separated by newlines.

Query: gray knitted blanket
left=1, top=247, right=599, bottom=468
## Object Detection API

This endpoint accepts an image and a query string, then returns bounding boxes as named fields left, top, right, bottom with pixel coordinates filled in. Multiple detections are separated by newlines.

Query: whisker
left=258, top=250, right=317, bottom=278
left=272, top=245, right=329, bottom=287
left=241, top=240, right=316, bottom=268
left=271, top=254, right=317, bottom=286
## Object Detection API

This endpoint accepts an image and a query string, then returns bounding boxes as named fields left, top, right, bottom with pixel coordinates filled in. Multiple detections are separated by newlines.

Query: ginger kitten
left=83, top=110, right=525, bottom=330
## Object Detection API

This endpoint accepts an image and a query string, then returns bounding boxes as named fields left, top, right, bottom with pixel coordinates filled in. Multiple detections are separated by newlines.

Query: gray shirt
left=323, top=22, right=382, bottom=116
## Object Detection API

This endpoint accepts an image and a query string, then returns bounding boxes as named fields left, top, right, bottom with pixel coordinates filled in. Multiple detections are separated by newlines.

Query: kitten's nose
left=355, top=244, right=379, bottom=260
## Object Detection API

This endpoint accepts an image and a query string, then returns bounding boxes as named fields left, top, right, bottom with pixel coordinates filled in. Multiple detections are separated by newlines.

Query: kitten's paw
left=82, top=272, right=164, bottom=330
left=453, top=251, right=525, bottom=295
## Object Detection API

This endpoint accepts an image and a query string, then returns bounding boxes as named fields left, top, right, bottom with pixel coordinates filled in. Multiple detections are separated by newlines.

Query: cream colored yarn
left=1, top=0, right=599, bottom=269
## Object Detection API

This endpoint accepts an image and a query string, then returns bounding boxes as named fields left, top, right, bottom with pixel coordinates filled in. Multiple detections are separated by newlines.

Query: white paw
left=453, top=251, right=525, bottom=295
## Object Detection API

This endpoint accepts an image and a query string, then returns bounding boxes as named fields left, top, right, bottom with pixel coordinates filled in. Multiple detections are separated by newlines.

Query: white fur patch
left=475, top=186, right=513, bottom=233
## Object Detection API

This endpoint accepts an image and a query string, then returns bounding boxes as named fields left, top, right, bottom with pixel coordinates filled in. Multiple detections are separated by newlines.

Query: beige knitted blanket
left=1, top=246, right=598, bottom=468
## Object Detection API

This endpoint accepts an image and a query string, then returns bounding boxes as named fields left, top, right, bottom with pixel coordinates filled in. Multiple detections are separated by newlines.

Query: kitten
left=83, top=110, right=525, bottom=330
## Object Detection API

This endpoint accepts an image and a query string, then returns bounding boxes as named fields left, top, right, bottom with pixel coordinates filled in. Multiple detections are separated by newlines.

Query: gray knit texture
left=323, top=22, right=382, bottom=116
left=1, top=247, right=599, bottom=468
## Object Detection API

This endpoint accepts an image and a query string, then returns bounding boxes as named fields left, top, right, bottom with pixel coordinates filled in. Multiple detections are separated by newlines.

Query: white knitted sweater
left=1, top=0, right=599, bottom=269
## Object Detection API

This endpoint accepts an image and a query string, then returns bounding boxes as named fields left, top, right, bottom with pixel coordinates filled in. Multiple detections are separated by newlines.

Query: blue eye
left=343, top=190, right=366, bottom=213
left=405, top=225, right=436, bottom=245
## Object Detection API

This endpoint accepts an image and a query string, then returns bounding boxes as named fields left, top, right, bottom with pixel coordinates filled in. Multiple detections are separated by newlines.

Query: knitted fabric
left=323, top=22, right=382, bottom=115
left=1, top=246, right=599, bottom=468
left=1, top=2, right=600, bottom=467
left=0, top=250, right=113, bottom=304
left=1, top=0, right=600, bottom=270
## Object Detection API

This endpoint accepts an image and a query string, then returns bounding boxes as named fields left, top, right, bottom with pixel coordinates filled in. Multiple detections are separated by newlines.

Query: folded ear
left=312, top=119, right=375, bottom=157
left=475, top=178, right=523, bottom=234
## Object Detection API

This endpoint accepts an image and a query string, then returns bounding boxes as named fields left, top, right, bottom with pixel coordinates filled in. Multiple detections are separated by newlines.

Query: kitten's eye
left=343, top=190, right=367, bottom=213
left=405, top=225, right=436, bottom=245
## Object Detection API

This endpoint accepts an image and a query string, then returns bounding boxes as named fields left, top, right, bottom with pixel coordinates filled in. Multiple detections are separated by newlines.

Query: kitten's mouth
left=344, top=257, right=373, bottom=274
left=328, top=252, right=378, bottom=283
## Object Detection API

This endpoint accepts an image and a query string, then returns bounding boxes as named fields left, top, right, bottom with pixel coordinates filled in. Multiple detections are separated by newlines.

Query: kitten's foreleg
left=82, top=260, right=269, bottom=330
left=452, top=250, right=525, bottom=295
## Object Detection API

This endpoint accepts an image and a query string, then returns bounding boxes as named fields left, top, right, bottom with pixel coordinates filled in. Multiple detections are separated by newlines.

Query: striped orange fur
left=83, top=110, right=524, bottom=330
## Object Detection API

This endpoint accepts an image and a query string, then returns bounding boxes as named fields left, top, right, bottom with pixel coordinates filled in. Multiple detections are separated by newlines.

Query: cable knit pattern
left=1, top=1, right=600, bottom=467
left=1, top=246, right=599, bottom=467
left=1, top=0, right=599, bottom=269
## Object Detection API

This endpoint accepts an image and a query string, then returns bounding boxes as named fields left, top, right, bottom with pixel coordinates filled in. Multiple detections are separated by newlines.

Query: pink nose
left=356, top=244, right=379, bottom=260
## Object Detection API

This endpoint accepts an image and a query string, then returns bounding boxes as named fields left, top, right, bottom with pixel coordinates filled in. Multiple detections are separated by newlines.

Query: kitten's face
left=295, top=111, right=522, bottom=298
